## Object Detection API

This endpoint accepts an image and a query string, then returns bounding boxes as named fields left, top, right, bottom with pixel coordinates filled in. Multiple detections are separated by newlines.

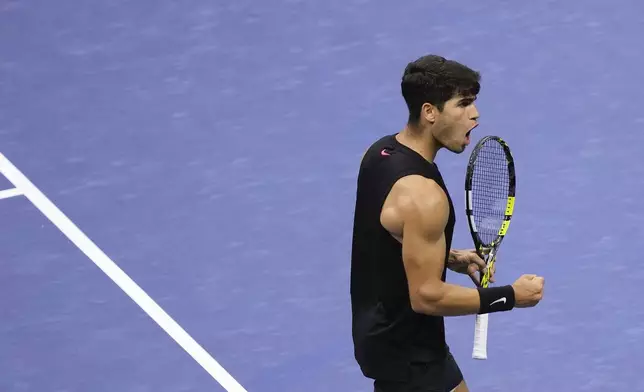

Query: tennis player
left=350, top=55, right=545, bottom=392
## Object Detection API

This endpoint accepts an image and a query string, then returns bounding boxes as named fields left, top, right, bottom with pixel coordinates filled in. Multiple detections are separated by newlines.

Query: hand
left=511, top=274, right=545, bottom=308
left=447, top=249, right=494, bottom=287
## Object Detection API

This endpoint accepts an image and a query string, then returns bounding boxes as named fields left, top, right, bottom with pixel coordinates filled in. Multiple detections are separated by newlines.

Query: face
left=425, top=95, right=479, bottom=154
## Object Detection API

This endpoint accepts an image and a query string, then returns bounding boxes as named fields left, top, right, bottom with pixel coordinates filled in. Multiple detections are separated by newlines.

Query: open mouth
left=466, top=124, right=479, bottom=138
left=465, top=124, right=478, bottom=145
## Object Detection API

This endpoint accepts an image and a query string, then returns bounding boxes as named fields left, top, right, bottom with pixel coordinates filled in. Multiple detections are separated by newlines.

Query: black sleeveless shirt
left=350, top=134, right=456, bottom=381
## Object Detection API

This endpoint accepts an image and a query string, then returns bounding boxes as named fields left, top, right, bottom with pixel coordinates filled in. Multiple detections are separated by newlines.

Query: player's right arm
left=387, top=176, right=544, bottom=316
left=395, top=176, right=482, bottom=316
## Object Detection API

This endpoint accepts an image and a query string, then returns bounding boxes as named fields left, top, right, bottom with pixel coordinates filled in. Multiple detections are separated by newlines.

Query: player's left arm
left=447, top=249, right=495, bottom=286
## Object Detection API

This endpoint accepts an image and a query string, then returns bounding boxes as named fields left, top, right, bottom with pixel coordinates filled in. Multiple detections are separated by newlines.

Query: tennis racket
left=465, top=135, right=516, bottom=360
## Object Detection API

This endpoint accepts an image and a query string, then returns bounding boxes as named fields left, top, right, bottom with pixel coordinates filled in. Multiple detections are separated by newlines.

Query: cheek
left=453, top=111, right=469, bottom=130
left=443, top=108, right=463, bottom=122
left=448, top=112, right=466, bottom=129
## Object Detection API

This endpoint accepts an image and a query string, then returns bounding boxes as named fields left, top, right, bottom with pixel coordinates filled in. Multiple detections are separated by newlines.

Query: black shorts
left=373, top=351, right=464, bottom=392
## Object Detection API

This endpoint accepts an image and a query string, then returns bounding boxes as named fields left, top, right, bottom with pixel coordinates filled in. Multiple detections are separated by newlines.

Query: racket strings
left=471, top=141, right=510, bottom=246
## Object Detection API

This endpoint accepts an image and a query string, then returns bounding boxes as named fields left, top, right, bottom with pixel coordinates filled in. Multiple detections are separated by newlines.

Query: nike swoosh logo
left=381, top=149, right=391, bottom=156
left=491, top=297, right=506, bottom=306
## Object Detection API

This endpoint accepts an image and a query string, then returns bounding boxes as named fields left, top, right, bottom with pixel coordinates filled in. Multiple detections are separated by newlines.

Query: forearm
left=413, top=282, right=480, bottom=316
left=413, top=281, right=515, bottom=316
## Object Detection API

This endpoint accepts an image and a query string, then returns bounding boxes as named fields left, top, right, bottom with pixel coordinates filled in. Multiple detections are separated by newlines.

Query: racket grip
left=472, top=313, right=489, bottom=360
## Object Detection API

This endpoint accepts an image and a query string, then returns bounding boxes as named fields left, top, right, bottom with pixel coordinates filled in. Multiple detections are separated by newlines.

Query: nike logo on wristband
left=491, top=297, right=507, bottom=306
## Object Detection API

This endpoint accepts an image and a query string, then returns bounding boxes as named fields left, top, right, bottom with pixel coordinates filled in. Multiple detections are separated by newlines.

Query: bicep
left=399, top=182, right=449, bottom=303
left=402, top=218, right=446, bottom=292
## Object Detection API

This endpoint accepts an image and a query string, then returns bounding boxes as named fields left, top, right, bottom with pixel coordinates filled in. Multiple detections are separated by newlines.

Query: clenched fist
left=512, top=274, right=545, bottom=308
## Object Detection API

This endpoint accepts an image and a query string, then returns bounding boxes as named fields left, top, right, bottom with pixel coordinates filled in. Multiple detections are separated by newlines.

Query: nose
left=469, top=103, right=480, bottom=121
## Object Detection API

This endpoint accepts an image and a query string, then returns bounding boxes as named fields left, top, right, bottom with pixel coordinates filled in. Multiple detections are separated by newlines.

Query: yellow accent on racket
left=481, top=255, right=496, bottom=288
left=499, top=220, right=511, bottom=236
left=505, top=197, right=515, bottom=215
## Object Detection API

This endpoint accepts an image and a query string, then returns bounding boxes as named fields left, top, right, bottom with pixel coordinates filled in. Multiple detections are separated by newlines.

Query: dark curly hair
left=401, top=55, right=481, bottom=125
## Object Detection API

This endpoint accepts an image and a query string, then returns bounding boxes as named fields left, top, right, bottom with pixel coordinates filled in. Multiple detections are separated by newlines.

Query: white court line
left=0, top=153, right=247, bottom=392
left=0, top=187, right=22, bottom=199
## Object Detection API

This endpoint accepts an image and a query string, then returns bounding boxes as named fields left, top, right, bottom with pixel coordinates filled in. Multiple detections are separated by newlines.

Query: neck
left=396, top=124, right=441, bottom=163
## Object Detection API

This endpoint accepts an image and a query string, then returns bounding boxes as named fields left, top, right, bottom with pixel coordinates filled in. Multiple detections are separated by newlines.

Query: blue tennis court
left=2, top=1, right=643, bottom=391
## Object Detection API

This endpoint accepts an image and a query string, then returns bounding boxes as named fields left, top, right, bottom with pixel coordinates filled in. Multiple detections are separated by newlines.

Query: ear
left=421, top=102, right=438, bottom=124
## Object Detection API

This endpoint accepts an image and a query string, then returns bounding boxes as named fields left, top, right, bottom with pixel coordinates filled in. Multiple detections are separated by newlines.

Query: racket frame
left=464, top=135, right=516, bottom=360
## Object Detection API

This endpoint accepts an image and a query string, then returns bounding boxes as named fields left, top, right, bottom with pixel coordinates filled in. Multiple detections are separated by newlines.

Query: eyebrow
left=458, top=96, right=476, bottom=104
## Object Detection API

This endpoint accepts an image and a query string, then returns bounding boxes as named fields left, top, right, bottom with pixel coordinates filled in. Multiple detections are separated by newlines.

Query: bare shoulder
left=396, top=176, right=449, bottom=229
left=381, top=175, right=449, bottom=239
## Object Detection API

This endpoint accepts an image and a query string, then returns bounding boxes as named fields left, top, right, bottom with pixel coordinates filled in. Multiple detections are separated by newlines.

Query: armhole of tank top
left=376, top=168, right=429, bottom=216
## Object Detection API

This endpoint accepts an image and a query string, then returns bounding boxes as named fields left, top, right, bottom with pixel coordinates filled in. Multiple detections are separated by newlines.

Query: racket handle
left=472, top=313, right=489, bottom=360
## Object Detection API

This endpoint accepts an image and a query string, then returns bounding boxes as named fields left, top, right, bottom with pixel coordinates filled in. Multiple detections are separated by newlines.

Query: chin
left=448, top=144, right=467, bottom=154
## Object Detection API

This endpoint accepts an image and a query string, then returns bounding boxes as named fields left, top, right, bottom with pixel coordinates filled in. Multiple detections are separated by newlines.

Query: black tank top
left=350, top=134, right=456, bottom=381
